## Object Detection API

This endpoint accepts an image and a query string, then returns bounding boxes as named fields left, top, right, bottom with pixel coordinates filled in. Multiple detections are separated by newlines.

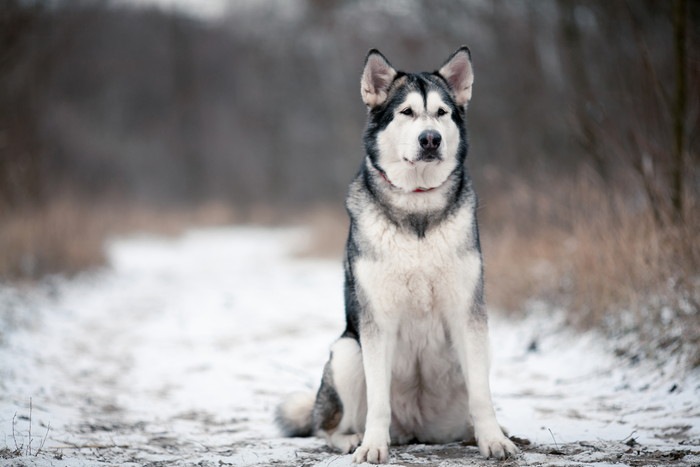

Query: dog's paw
left=477, top=432, right=519, bottom=459
left=352, top=439, right=389, bottom=464
left=331, top=432, right=362, bottom=454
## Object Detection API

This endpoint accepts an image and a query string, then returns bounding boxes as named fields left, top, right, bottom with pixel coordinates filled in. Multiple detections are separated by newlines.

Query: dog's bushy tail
left=275, top=391, right=315, bottom=437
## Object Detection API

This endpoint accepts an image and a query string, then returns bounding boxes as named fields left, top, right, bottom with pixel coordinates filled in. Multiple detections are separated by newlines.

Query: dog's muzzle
left=417, top=130, right=442, bottom=162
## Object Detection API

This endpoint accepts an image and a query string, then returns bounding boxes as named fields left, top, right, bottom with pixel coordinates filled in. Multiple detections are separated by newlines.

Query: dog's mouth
left=418, top=150, right=442, bottom=163
left=403, top=151, right=443, bottom=165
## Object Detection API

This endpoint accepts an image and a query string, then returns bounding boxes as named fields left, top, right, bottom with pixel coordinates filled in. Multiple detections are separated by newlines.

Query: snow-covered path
left=0, top=227, right=698, bottom=466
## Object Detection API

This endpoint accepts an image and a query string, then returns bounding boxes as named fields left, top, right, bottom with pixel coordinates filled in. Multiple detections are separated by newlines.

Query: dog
left=276, top=46, right=518, bottom=464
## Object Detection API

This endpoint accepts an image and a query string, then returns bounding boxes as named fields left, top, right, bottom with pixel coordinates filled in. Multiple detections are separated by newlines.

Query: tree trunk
left=671, top=0, right=687, bottom=224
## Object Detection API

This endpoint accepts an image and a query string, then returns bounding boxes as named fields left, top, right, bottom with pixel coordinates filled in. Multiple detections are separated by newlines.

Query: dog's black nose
left=418, top=130, right=441, bottom=150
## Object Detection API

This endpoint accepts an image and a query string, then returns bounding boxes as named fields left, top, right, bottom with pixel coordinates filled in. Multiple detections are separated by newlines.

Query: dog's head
left=361, top=47, right=474, bottom=193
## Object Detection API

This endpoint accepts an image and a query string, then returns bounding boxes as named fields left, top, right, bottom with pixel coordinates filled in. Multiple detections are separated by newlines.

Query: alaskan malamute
left=276, top=47, right=518, bottom=464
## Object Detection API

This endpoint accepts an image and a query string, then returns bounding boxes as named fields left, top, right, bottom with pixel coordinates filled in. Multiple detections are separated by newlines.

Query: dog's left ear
left=438, top=46, right=474, bottom=106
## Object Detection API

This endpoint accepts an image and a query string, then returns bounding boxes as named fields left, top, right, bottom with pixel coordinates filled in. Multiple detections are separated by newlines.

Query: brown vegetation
left=480, top=174, right=699, bottom=366
left=0, top=198, right=236, bottom=280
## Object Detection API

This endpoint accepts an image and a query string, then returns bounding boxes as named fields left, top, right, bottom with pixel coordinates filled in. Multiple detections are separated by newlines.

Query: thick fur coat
left=276, top=47, right=518, bottom=464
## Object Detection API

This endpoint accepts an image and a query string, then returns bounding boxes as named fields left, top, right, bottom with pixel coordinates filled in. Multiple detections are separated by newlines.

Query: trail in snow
left=0, top=227, right=698, bottom=466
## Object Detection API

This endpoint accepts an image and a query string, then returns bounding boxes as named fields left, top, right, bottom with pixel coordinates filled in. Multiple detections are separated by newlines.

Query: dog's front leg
left=447, top=287, right=518, bottom=459
left=461, top=316, right=517, bottom=458
left=353, top=322, right=396, bottom=464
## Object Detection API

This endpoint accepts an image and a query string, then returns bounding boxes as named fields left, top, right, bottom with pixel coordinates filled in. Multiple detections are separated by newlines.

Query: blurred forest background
left=1, top=0, right=698, bottom=363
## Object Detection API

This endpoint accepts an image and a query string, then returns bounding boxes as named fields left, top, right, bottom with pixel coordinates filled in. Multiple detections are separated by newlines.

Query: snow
left=1, top=226, right=698, bottom=466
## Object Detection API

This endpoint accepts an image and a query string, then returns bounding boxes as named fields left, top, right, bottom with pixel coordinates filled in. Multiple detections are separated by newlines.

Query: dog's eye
left=400, top=108, right=414, bottom=117
left=437, top=108, right=448, bottom=117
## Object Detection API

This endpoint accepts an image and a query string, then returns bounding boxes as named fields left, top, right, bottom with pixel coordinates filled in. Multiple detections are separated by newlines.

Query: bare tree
left=671, top=0, right=687, bottom=223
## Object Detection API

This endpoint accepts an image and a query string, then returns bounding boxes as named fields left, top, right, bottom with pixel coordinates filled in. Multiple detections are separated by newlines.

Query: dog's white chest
left=354, top=206, right=480, bottom=321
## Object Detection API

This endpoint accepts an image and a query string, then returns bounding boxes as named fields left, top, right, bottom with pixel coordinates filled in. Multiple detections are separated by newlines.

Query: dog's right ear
left=361, top=49, right=397, bottom=108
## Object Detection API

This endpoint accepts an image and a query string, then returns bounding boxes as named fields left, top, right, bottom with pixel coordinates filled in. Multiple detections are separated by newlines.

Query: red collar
left=377, top=168, right=436, bottom=193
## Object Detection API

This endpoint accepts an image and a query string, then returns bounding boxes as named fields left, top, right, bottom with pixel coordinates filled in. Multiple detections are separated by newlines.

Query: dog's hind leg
left=315, top=337, right=367, bottom=454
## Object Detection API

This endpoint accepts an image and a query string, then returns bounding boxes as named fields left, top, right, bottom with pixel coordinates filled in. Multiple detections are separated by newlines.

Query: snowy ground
left=0, top=226, right=698, bottom=466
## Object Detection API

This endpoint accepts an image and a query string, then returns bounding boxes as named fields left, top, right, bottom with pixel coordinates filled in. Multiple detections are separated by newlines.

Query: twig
left=620, top=430, right=637, bottom=442
left=35, top=422, right=51, bottom=457
left=52, top=441, right=130, bottom=450
left=579, top=441, right=601, bottom=451
left=547, top=428, right=559, bottom=450
left=12, top=413, right=21, bottom=452
left=26, top=397, right=32, bottom=457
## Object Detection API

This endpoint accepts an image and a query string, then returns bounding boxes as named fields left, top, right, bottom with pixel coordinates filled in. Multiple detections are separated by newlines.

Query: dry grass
left=294, top=204, right=348, bottom=259
left=482, top=176, right=698, bottom=307
left=0, top=197, right=236, bottom=280
left=479, top=173, right=700, bottom=366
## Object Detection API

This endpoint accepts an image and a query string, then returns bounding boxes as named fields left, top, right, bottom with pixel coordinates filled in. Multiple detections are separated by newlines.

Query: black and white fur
left=276, top=47, right=518, bottom=464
